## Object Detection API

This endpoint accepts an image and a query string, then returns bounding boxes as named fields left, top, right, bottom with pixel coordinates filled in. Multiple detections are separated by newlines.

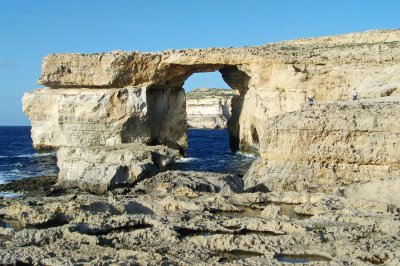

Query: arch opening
left=182, top=65, right=250, bottom=153
left=166, top=65, right=254, bottom=175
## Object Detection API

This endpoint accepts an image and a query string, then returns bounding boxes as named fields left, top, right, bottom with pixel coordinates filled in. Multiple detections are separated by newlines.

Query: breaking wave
left=175, top=157, right=200, bottom=163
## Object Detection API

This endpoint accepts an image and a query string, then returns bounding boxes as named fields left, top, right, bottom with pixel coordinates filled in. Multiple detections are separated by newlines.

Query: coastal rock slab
left=1, top=180, right=399, bottom=265
left=135, top=170, right=244, bottom=196
left=344, top=177, right=400, bottom=206
left=23, top=87, right=187, bottom=153
left=244, top=97, right=400, bottom=194
left=57, top=144, right=179, bottom=193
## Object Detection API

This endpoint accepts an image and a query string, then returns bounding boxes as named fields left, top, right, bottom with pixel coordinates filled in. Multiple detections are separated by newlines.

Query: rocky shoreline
left=2, top=29, right=399, bottom=264
left=1, top=172, right=399, bottom=265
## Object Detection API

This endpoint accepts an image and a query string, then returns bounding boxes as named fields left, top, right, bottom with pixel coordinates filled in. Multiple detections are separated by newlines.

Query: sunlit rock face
left=23, top=87, right=186, bottom=192
left=35, top=30, right=400, bottom=154
left=23, top=87, right=187, bottom=152
left=186, top=88, right=236, bottom=129
left=57, top=144, right=179, bottom=194
left=244, top=97, right=400, bottom=197
left=23, top=29, right=400, bottom=193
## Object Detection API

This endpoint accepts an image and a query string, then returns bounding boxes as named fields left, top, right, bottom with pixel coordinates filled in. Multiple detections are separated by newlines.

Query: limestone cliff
left=244, top=96, right=400, bottom=197
left=33, top=29, right=400, bottom=153
left=186, top=88, right=236, bottom=129
left=22, top=29, right=400, bottom=193
left=23, top=87, right=187, bottom=152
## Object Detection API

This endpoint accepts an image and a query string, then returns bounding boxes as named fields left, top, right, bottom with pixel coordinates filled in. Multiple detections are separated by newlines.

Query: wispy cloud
left=0, top=60, right=17, bottom=69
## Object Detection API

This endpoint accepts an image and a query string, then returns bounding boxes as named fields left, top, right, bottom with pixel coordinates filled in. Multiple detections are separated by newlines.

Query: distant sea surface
left=0, top=127, right=255, bottom=187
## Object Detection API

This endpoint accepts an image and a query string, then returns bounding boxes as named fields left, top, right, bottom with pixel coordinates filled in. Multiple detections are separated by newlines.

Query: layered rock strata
left=244, top=96, right=400, bottom=202
left=23, top=87, right=187, bottom=151
left=22, top=29, right=400, bottom=192
left=29, top=30, right=400, bottom=154
left=186, top=88, right=236, bottom=129
left=11, top=29, right=400, bottom=264
left=23, top=87, right=185, bottom=192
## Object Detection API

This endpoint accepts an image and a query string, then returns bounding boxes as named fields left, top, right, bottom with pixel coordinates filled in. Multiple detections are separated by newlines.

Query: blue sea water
left=0, top=127, right=255, bottom=187
left=0, top=126, right=58, bottom=185
left=171, top=129, right=256, bottom=176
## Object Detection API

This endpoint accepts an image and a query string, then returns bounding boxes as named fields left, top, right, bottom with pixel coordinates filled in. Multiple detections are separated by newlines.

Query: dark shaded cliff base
left=0, top=172, right=399, bottom=265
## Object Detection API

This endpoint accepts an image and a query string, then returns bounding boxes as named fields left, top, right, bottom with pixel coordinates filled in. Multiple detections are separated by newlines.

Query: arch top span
left=38, top=49, right=255, bottom=89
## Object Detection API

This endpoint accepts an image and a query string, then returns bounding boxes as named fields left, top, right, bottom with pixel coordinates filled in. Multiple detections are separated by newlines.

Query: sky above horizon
left=1, top=0, right=399, bottom=125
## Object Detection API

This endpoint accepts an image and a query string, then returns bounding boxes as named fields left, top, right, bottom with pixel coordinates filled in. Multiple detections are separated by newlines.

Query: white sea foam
left=15, top=152, right=56, bottom=158
left=176, top=157, right=200, bottom=163
left=236, top=152, right=258, bottom=159
left=0, top=192, right=22, bottom=198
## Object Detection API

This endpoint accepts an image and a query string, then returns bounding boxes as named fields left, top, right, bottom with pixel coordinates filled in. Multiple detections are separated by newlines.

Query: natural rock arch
left=22, top=29, right=400, bottom=193
left=165, top=65, right=251, bottom=153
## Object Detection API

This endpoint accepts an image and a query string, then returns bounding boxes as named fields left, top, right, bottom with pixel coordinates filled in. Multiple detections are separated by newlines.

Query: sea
left=0, top=127, right=256, bottom=193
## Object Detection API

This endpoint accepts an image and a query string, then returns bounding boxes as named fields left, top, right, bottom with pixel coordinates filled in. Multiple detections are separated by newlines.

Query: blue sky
left=1, top=0, right=399, bottom=125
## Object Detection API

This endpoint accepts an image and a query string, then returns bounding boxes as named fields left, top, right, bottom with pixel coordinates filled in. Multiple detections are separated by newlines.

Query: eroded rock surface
left=23, top=87, right=187, bottom=152
left=186, top=88, right=236, bottom=129
left=57, top=144, right=179, bottom=193
left=244, top=97, right=400, bottom=196
left=0, top=174, right=399, bottom=265
left=26, top=29, right=400, bottom=154
left=12, top=30, right=400, bottom=264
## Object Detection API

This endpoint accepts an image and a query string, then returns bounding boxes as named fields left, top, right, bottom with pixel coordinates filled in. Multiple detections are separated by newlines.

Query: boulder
left=57, top=144, right=179, bottom=193
left=134, top=170, right=244, bottom=195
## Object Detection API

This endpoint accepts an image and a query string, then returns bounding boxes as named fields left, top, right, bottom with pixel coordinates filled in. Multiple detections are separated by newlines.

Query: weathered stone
left=1, top=180, right=399, bottom=265
left=186, top=88, right=236, bottom=129
left=344, top=177, right=400, bottom=206
left=134, top=170, right=244, bottom=195
left=30, top=30, right=400, bottom=154
left=23, top=87, right=187, bottom=153
left=21, top=29, right=400, bottom=198
left=57, top=144, right=179, bottom=193
left=244, top=97, right=400, bottom=193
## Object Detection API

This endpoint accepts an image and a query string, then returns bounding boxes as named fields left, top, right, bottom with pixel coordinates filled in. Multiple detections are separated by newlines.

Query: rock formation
left=57, top=145, right=179, bottom=194
left=186, top=88, right=236, bottom=129
left=0, top=175, right=399, bottom=265
left=244, top=96, right=400, bottom=201
left=23, top=87, right=187, bottom=151
left=22, top=29, right=400, bottom=194
left=6, top=29, right=400, bottom=264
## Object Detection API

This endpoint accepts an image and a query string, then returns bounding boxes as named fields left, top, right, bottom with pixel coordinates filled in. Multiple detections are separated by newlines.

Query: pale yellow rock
left=186, top=88, right=236, bottom=129
left=23, top=87, right=187, bottom=152
left=244, top=96, right=400, bottom=194
left=32, top=29, right=400, bottom=153
left=344, top=177, right=400, bottom=206
left=57, top=144, right=179, bottom=193
left=21, top=29, right=400, bottom=197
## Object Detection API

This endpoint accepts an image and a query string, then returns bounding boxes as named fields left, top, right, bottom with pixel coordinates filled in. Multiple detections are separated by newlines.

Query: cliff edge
left=186, top=88, right=236, bottom=129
